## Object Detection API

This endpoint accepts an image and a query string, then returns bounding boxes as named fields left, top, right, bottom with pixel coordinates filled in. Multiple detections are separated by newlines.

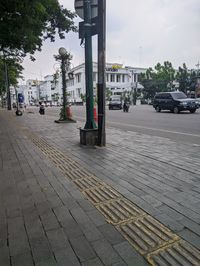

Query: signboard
left=75, top=0, right=98, bottom=19
left=79, top=16, right=98, bottom=39
left=105, top=67, right=118, bottom=72
left=18, top=93, right=24, bottom=103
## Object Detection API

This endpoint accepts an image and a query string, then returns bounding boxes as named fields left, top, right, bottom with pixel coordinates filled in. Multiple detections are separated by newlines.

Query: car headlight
left=179, top=102, right=187, bottom=105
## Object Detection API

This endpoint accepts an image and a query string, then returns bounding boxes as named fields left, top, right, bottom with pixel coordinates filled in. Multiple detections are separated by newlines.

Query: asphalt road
left=36, top=104, right=200, bottom=145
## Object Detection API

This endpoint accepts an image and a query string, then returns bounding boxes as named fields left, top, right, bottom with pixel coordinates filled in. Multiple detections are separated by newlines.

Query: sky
left=21, top=0, right=200, bottom=83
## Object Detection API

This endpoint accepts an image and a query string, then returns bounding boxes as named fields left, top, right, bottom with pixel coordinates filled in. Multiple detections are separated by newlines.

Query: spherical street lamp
left=58, top=47, right=67, bottom=57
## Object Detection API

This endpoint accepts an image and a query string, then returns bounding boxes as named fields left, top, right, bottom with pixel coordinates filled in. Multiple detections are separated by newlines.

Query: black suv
left=153, top=91, right=199, bottom=113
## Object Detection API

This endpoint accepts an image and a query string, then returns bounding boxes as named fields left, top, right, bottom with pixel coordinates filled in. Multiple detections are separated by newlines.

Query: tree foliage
left=0, top=56, right=23, bottom=96
left=0, top=0, right=76, bottom=59
left=175, top=63, right=198, bottom=93
left=54, top=51, right=73, bottom=71
left=139, top=61, right=175, bottom=99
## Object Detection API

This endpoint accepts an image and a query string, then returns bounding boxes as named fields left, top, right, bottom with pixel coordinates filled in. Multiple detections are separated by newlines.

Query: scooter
left=39, top=105, right=45, bottom=115
left=123, top=102, right=130, bottom=112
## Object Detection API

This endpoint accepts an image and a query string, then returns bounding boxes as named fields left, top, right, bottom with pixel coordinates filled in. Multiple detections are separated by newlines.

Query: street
left=38, top=104, right=200, bottom=145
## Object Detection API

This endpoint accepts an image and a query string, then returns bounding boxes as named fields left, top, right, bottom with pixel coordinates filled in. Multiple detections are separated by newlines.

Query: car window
left=165, top=94, right=172, bottom=99
left=171, top=92, right=187, bottom=99
left=155, top=94, right=163, bottom=99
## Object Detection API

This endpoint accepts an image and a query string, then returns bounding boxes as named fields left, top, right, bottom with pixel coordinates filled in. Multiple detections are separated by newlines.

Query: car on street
left=108, top=96, right=122, bottom=110
left=153, top=91, right=199, bottom=113
left=195, top=98, right=200, bottom=108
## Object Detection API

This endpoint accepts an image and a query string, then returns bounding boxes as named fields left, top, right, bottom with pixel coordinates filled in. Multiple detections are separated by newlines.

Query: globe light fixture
left=58, top=47, right=67, bottom=57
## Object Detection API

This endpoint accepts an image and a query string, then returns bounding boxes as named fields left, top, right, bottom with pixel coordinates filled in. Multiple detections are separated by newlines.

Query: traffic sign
left=74, top=0, right=98, bottom=19
left=18, top=93, right=24, bottom=103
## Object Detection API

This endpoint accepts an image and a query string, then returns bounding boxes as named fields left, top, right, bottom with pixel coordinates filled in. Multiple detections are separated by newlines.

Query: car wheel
left=173, top=107, right=179, bottom=114
left=190, top=109, right=196, bottom=113
left=156, top=106, right=161, bottom=112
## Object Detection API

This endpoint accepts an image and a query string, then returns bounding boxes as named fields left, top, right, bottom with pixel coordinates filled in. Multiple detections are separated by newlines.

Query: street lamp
left=55, top=47, right=76, bottom=123
left=130, top=70, right=137, bottom=105
left=59, top=47, right=68, bottom=121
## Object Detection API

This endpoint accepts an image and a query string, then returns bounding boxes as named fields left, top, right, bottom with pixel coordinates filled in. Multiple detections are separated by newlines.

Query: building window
left=114, top=92, right=121, bottom=95
left=68, top=79, right=74, bottom=87
left=76, top=73, right=81, bottom=83
left=76, top=88, right=81, bottom=97
left=134, top=74, right=137, bottom=82
left=110, top=74, right=115, bottom=82
left=122, top=74, right=125, bottom=82
left=116, top=74, right=121, bottom=82
left=106, top=74, right=109, bottom=82
left=93, top=73, right=96, bottom=82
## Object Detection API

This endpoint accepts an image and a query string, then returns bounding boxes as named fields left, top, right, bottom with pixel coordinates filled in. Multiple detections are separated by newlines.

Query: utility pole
left=75, top=0, right=106, bottom=145
left=196, top=61, right=200, bottom=73
left=131, top=70, right=134, bottom=105
left=84, top=0, right=96, bottom=129
left=97, top=0, right=106, bottom=146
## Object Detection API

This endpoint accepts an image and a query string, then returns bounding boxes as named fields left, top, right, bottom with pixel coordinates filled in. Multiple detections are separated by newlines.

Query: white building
left=19, top=76, right=58, bottom=105
left=24, top=79, right=41, bottom=104
left=18, top=62, right=146, bottom=105
left=66, top=62, right=146, bottom=104
left=39, top=75, right=54, bottom=102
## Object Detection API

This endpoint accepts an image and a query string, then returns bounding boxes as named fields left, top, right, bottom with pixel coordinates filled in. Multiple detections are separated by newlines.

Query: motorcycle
left=123, top=102, right=130, bottom=112
left=39, top=105, right=45, bottom=115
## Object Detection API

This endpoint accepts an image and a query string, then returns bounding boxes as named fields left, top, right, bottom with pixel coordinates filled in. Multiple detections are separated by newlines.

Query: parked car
left=108, top=96, right=122, bottom=110
left=153, top=91, right=199, bottom=113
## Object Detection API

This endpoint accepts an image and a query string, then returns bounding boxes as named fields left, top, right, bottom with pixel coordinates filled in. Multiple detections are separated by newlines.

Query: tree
left=105, top=88, right=112, bottom=100
left=139, top=61, right=175, bottom=99
left=0, top=55, right=23, bottom=108
left=0, top=0, right=76, bottom=59
left=175, top=63, right=198, bottom=94
left=0, top=56, right=23, bottom=95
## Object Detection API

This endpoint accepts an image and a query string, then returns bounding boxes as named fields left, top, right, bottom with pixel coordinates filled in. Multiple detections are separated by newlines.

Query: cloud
left=22, top=0, right=200, bottom=81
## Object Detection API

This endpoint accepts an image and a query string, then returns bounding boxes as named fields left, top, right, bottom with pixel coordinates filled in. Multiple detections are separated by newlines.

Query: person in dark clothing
left=39, top=102, right=45, bottom=115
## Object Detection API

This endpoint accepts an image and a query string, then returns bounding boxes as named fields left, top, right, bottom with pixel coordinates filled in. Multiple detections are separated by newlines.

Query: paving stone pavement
left=0, top=108, right=200, bottom=266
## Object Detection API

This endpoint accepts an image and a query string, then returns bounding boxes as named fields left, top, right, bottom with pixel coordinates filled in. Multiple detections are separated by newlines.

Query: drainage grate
left=147, top=240, right=200, bottom=266
left=117, top=215, right=179, bottom=256
left=96, top=198, right=145, bottom=225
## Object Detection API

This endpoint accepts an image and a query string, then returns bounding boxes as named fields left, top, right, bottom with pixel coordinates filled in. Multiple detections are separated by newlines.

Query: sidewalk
left=0, top=108, right=200, bottom=266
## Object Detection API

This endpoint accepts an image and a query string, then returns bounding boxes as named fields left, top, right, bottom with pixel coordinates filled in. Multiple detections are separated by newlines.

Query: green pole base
left=84, top=120, right=97, bottom=130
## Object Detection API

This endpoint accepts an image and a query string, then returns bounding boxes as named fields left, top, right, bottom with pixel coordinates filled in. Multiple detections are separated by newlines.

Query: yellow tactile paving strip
left=8, top=116, right=200, bottom=266
left=118, top=215, right=179, bottom=255
left=147, top=240, right=200, bottom=266
left=96, top=198, right=146, bottom=225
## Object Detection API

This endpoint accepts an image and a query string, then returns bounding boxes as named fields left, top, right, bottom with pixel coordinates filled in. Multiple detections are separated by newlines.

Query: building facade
left=17, top=63, right=146, bottom=105
left=66, top=62, right=146, bottom=104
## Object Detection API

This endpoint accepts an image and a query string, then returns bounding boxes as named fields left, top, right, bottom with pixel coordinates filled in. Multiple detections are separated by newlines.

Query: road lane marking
left=47, top=112, right=200, bottom=139
left=72, top=115, right=200, bottom=138
left=108, top=121, right=200, bottom=138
